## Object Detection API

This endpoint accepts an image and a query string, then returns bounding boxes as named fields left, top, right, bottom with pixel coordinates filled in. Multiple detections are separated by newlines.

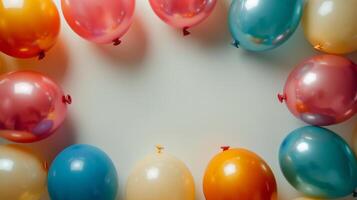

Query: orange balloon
left=0, top=0, right=60, bottom=59
left=203, top=147, right=277, bottom=200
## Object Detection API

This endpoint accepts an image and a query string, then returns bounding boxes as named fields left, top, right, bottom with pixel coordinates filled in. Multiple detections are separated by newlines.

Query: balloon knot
left=314, top=43, right=323, bottom=50
left=221, top=146, right=230, bottom=151
left=156, top=145, right=164, bottom=154
left=113, top=38, right=122, bottom=46
left=278, top=93, right=286, bottom=103
left=183, top=27, right=191, bottom=36
left=231, top=40, right=240, bottom=48
left=62, top=95, right=72, bottom=105
left=38, top=51, right=45, bottom=60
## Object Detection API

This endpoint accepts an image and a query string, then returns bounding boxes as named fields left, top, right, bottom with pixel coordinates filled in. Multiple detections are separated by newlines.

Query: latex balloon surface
left=0, top=0, right=60, bottom=58
left=149, top=0, right=217, bottom=29
left=126, top=149, right=195, bottom=200
left=302, top=0, right=357, bottom=54
left=203, top=147, right=277, bottom=200
left=48, top=144, right=118, bottom=200
left=279, top=126, right=357, bottom=198
left=280, top=54, right=356, bottom=126
left=0, top=145, right=46, bottom=200
left=228, top=0, right=304, bottom=51
left=0, top=71, right=68, bottom=143
left=61, top=0, right=135, bottom=44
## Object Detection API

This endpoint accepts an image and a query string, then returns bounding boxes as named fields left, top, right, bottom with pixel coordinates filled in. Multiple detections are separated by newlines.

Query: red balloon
left=0, top=71, right=69, bottom=143
left=279, top=54, right=357, bottom=126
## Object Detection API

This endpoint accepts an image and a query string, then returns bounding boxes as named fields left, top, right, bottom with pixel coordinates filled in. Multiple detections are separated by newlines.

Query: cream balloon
left=0, top=145, right=46, bottom=200
left=302, top=0, right=357, bottom=54
left=126, top=146, right=195, bottom=200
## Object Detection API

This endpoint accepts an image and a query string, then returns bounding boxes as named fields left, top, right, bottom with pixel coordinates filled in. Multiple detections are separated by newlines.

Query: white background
left=0, top=0, right=356, bottom=199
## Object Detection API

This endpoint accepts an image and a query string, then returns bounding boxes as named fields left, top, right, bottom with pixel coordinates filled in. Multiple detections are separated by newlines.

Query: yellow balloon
left=0, top=145, right=46, bottom=200
left=126, top=146, right=195, bottom=200
left=302, top=0, right=357, bottom=54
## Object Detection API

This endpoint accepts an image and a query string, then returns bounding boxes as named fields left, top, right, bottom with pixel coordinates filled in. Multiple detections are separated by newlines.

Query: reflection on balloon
left=0, top=71, right=68, bottom=143
left=126, top=146, right=195, bottom=200
left=279, top=54, right=357, bottom=126
left=0, top=145, right=46, bottom=200
left=0, top=0, right=60, bottom=59
left=228, top=0, right=304, bottom=51
left=279, top=126, right=357, bottom=198
left=61, top=0, right=135, bottom=44
left=302, top=0, right=357, bottom=54
left=203, top=147, right=277, bottom=200
left=48, top=144, right=118, bottom=200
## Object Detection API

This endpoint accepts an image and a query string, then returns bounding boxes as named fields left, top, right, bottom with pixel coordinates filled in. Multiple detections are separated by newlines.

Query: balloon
left=148, top=0, right=217, bottom=35
left=0, top=0, right=60, bottom=59
left=0, top=71, right=68, bottom=143
left=61, top=0, right=135, bottom=44
left=279, top=54, right=357, bottom=126
left=293, top=198, right=321, bottom=200
left=302, top=0, right=357, bottom=54
left=203, top=147, right=277, bottom=200
left=48, top=144, right=118, bottom=200
left=126, top=146, right=195, bottom=200
left=228, top=0, right=304, bottom=51
left=0, top=145, right=47, bottom=200
left=279, top=126, right=357, bottom=198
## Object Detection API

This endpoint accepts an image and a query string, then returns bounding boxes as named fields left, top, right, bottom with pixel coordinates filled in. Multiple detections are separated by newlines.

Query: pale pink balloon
left=279, top=54, right=357, bottom=126
left=0, top=71, right=69, bottom=143
left=61, top=0, right=135, bottom=44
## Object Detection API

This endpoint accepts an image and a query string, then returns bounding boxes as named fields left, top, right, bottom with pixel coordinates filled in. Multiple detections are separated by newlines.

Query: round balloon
left=0, top=0, right=60, bottom=59
left=302, top=0, right=357, bottom=54
left=0, top=71, right=68, bottom=143
left=279, top=54, right=357, bottom=126
left=0, top=145, right=47, bottom=200
left=126, top=146, right=195, bottom=200
left=61, top=0, right=135, bottom=44
left=279, top=126, right=357, bottom=198
left=48, top=144, right=118, bottom=200
left=228, top=0, right=304, bottom=51
left=203, top=147, right=277, bottom=200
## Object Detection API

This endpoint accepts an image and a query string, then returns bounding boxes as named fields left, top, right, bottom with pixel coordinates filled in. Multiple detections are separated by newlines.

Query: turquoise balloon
left=279, top=126, right=357, bottom=198
left=228, top=0, right=304, bottom=51
left=48, top=144, right=118, bottom=200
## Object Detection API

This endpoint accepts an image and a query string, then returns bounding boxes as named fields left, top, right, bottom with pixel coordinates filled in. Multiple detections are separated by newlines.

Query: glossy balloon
left=149, top=0, right=217, bottom=29
left=203, top=148, right=277, bottom=200
left=279, top=126, right=357, bottom=198
left=0, top=145, right=46, bottom=200
left=48, top=144, right=118, bottom=200
left=228, top=0, right=304, bottom=51
left=302, top=0, right=357, bottom=54
left=0, top=0, right=60, bottom=58
left=280, top=54, right=357, bottom=126
left=0, top=71, right=68, bottom=143
left=61, top=0, right=135, bottom=44
left=126, top=148, right=195, bottom=200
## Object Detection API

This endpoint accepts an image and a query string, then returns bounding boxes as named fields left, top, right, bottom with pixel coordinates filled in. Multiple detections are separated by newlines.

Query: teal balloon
left=228, top=0, right=304, bottom=51
left=279, top=126, right=357, bottom=198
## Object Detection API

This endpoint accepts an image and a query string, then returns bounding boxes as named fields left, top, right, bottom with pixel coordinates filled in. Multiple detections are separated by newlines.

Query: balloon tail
left=62, top=95, right=72, bottom=105
left=113, top=38, right=122, bottom=46
left=38, top=51, right=45, bottom=60
left=231, top=40, right=240, bottom=48
left=183, top=27, right=191, bottom=36
left=278, top=93, right=286, bottom=103
left=221, top=146, right=230, bottom=151
left=156, top=145, right=164, bottom=154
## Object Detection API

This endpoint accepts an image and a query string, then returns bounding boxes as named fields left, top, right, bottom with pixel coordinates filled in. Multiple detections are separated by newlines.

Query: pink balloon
left=279, top=54, right=357, bottom=126
left=0, top=71, right=69, bottom=143
left=61, top=0, right=135, bottom=44
left=149, top=0, right=217, bottom=31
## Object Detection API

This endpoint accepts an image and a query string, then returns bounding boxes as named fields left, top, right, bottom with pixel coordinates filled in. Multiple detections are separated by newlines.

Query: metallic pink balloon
left=0, top=71, right=69, bottom=143
left=279, top=54, right=357, bottom=126
left=149, top=0, right=217, bottom=33
left=61, top=0, right=135, bottom=44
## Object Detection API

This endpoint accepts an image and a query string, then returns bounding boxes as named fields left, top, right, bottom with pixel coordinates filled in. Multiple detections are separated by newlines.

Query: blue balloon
left=48, top=144, right=118, bottom=200
left=228, top=0, right=304, bottom=51
left=279, top=126, right=357, bottom=198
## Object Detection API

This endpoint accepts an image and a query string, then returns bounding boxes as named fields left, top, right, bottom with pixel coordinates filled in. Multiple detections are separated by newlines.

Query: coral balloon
left=149, top=0, right=217, bottom=34
left=0, top=0, right=60, bottom=59
left=203, top=147, right=277, bottom=200
left=0, top=71, right=68, bottom=143
left=61, top=0, right=135, bottom=44
left=228, top=0, right=304, bottom=51
left=126, top=146, right=195, bottom=200
left=48, top=144, right=118, bottom=200
left=279, top=54, right=357, bottom=126
left=0, top=145, right=47, bottom=200
left=302, top=0, right=357, bottom=54
left=280, top=126, right=357, bottom=198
